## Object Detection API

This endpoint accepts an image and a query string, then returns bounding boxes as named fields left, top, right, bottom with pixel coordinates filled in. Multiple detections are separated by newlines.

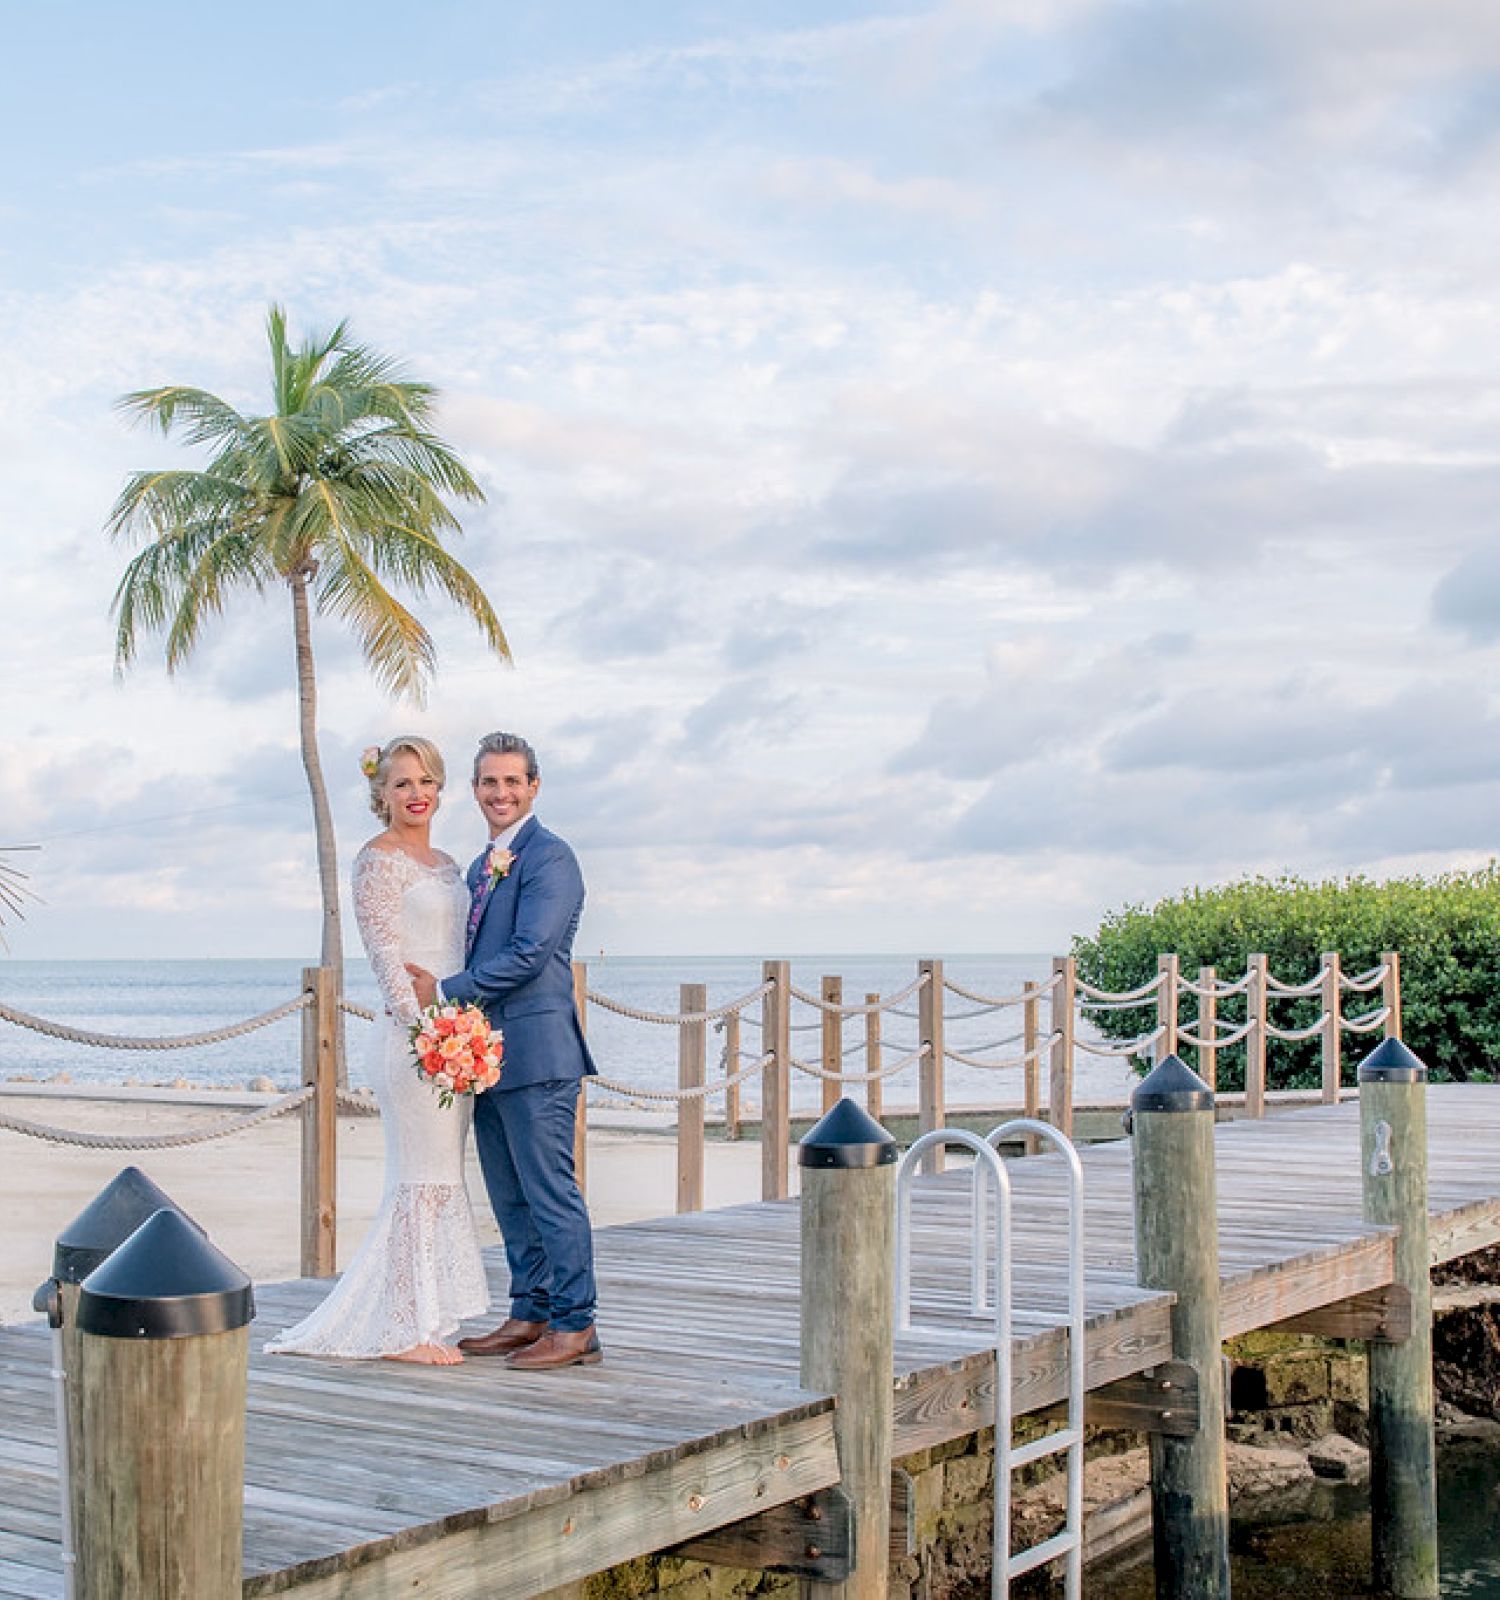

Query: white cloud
left=3, top=2, right=1499, bottom=961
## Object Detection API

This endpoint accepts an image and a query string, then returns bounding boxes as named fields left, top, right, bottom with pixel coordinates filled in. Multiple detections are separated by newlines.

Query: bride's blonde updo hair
left=362, top=737, right=447, bottom=823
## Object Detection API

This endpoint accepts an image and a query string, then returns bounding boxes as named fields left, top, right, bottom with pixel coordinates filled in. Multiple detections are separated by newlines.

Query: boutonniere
left=485, top=844, right=515, bottom=887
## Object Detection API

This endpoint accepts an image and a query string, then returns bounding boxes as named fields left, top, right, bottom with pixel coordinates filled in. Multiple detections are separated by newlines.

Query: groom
left=406, top=731, right=600, bottom=1369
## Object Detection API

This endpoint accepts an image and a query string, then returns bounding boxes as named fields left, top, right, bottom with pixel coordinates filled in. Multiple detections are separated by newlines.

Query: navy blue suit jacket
left=441, top=816, right=597, bottom=1091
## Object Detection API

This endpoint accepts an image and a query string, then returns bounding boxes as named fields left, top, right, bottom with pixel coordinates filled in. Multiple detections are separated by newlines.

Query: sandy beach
left=0, top=1086, right=775, bottom=1327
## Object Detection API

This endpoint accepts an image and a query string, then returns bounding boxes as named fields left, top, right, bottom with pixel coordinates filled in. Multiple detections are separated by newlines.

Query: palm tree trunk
left=290, top=570, right=347, bottom=1084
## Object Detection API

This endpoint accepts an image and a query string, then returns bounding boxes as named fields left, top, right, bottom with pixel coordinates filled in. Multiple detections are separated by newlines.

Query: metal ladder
left=895, top=1120, right=1086, bottom=1599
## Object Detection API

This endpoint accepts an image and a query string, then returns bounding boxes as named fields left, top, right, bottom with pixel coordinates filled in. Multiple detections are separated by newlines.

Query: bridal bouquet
left=410, top=1003, right=503, bottom=1108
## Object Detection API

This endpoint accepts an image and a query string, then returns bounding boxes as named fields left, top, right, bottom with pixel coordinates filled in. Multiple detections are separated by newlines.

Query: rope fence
left=0, top=947, right=1406, bottom=1247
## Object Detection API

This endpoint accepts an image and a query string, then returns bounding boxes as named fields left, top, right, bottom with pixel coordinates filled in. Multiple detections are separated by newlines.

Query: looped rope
left=940, top=970, right=1062, bottom=1008
left=1342, top=1005, right=1392, bottom=1034
left=1264, top=1012, right=1332, bottom=1042
left=340, top=1000, right=377, bottom=1021
left=1074, top=1025, right=1166, bottom=1058
left=586, top=981, right=774, bottom=1027
left=588, top=1051, right=776, bottom=1101
left=785, top=974, right=930, bottom=1016
left=335, top=1088, right=381, bottom=1115
left=788, top=1043, right=930, bottom=1084
left=1342, top=964, right=1390, bottom=994
left=0, top=994, right=311, bottom=1051
left=1074, top=973, right=1165, bottom=1004
left=1175, top=1017, right=1257, bottom=1049
left=0, top=1088, right=313, bottom=1149
left=944, top=1035, right=1059, bottom=1070
left=1177, top=971, right=1255, bottom=999
left=1264, top=974, right=1325, bottom=999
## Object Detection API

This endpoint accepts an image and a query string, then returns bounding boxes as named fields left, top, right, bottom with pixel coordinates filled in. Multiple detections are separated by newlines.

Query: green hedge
left=1071, top=868, right=1500, bottom=1089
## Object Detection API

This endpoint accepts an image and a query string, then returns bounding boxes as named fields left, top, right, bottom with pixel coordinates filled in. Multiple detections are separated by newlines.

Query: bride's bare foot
left=384, top=1342, right=464, bottom=1366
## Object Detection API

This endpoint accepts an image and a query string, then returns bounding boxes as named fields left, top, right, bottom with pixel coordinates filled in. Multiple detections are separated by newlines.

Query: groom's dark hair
left=474, top=731, right=539, bottom=784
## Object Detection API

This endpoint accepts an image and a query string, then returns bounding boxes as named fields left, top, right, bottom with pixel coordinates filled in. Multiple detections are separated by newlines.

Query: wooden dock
left=1, top=1085, right=1498, bottom=1599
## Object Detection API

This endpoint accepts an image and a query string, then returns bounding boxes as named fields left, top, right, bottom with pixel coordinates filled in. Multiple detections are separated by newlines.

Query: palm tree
left=109, top=304, right=508, bottom=993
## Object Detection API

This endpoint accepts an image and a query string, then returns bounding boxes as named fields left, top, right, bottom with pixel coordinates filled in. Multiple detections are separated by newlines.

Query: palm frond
left=106, top=470, right=251, bottom=545
left=0, top=846, right=39, bottom=947
left=162, top=530, right=274, bottom=670
left=115, top=386, right=252, bottom=451
left=316, top=539, right=438, bottom=701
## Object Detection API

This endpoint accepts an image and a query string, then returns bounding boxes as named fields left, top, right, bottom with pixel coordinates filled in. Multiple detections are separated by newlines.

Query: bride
left=267, top=736, right=489, bottom=1365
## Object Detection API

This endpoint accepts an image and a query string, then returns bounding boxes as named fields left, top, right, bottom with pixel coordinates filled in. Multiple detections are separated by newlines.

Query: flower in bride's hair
left=359, top=745, right=382, bottom=778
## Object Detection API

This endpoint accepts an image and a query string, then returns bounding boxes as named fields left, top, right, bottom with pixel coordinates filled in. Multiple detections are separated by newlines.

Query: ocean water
left=0, top=955, right=1139, bottom=1113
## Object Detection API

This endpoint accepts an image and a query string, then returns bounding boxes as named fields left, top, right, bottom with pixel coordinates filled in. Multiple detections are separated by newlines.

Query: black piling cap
left=52, top=1165, right=201, bottom=1286
left=798, top=1097, right=898, bottom=1169
left=1131, top=1053, right=1214, bottom=1114
left=77, top=1209, right=253, bottom=1340
left=1358, top=1037, right=1428, bottom=1084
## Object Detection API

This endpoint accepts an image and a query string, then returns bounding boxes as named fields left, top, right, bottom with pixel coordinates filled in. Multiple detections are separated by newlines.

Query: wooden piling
left=678, top=983, right=706, bottom=1215
left=71, top=1210, right=253, bottom=1600
left=1156, top=953, right=1179, bottom=1057
left=1130, top=1054, right=1230, bottom=1599
left=723, top=1008, right=743, bottom=1140
left=799, top=1101, right=897, bottom=1600
left=299, top=965, right=338, bottom=1278
left=917, top=960, right=946, bottom=1174
left=821, top=976, right=844, bottom=1116
left=1023, top=981, right=1041, bottom=1154
left=1245, top=953, right=1268, bottom=1118
left=1196, top=966, right=1218, bottom=1090
left=1360, top=1038, right=1438, bottom=1599
left=762, top=961, right=791, bottom=1201
left=1050, top=956, right=1076, bottom=1139
left=1321, top=952, right=1342, bottom=1104
left=1382, top=951, right=1403, bottom=1039
left=863, top=993, right=883, bottom=1124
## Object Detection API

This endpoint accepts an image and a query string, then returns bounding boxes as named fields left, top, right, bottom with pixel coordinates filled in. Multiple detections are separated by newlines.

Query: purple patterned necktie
left=465, top=868, right=492, bottom=953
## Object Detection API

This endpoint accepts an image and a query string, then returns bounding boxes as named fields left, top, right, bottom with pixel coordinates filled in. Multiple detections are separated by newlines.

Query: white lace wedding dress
left=267, top=846, right=490, bottom=1357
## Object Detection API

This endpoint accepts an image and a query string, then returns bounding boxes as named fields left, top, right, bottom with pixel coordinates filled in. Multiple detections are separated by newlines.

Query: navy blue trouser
left=472, top=1078, right=596, bottom=1332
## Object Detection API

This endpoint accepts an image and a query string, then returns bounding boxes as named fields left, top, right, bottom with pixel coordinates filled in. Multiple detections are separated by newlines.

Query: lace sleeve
left=352, top=848, right=421, bottom=1026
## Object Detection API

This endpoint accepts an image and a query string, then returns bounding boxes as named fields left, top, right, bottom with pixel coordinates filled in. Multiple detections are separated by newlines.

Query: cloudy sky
left=3, top=0, right=1499, bottom=961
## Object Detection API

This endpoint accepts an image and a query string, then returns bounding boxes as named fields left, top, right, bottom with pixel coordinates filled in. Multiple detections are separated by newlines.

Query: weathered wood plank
left=1273, top=1284, right=1413, bottom=1342
left=4, top=1085, right=1500, bottom=1599
left=243, top=1408, right=841, bottom=1598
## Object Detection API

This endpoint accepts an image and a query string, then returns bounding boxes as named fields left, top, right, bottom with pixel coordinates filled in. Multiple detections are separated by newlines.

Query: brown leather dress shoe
left=457, top=1317, right=547, bottom=1356
left=505, top=1325, right=603, bottom=1370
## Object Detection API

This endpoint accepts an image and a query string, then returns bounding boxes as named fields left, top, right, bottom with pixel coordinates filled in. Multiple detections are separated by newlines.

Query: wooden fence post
left=572, top=961, right=589, bottom=1198
left=1321, top=952, right=1342, bottom=1104
left=678, top=983, right=706, bottom=1215
left=1197, top=966, right=1218, bottom=1090
left=1022, top=981, right=1041, bottom=1154
left=1049, top=955, right=1076, bottom=1140
left=1360, top=1038, right=1438, bottom=1598
left=1382, top=951, right=1403, bottom=1039
left=1130, top=1055, right=1230, bottom=1598
left=821, top=975, right=843, bottom=1116
left=1156, top=953, right=1180, bottom=1059
left=864, top=993, right=883, bottom=1125
left=762, top=961, right=791, bottom=1201
left=1245, top=953, right=1268, bottom=1119
left=799, top=1100, right=897, bottom=1600
left=917, top=960, right=946, bottom=1175
left=300, top=965, right=338, bottom=1279
left=723, top=1009, right=742, bottom=1141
